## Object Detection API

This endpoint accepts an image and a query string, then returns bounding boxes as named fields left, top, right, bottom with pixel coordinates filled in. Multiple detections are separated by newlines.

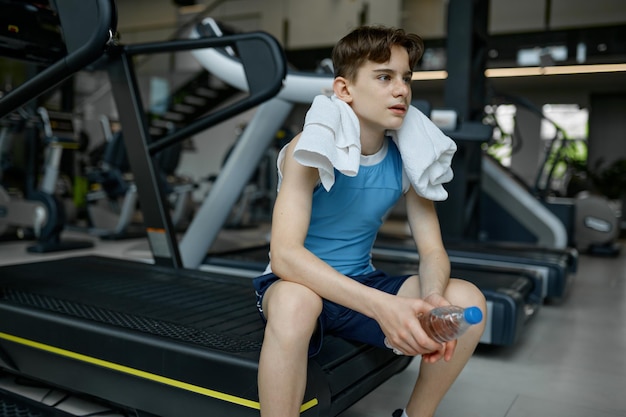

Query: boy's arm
left=270, top=136, right=441, bottom=356
left=405, top=187, right=451, bottom=302
left=269, top=135, right=383, bottom=314
left=405, top=188, right=457, bottom=362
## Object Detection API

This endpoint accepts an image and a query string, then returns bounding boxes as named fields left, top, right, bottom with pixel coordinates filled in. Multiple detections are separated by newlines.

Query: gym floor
left=0, top=228, right=625, bottom=417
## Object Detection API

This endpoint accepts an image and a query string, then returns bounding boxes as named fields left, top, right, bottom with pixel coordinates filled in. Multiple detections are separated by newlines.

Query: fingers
left=421, top=350, right=443, bottom=363
left=385, top=302, right=443, bottom=355
left=380, top=297, right=454, bottom=357
left=421, top=340, right=456, bottom=363
left=443, top=339, right=457, bottom=361
left=388, top=335, right=457, bottom=363
left=386, top=326, right=442, bottom=357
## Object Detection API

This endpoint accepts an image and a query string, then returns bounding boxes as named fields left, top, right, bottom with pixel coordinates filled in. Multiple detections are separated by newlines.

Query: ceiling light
left=412, top=63, right=626, bottom=81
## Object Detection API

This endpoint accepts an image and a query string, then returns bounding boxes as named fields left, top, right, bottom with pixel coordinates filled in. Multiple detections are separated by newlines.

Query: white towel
left=388, top=105, right=457, bottom=200
left=286, top=94, right=457, bottom=201
left=291, top=95, right=361, bottom=190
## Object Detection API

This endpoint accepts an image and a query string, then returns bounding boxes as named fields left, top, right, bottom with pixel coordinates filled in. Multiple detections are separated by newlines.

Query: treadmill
left=375, top=233, right=576, bottom=301
left=0, top=2, right=411, bottom=416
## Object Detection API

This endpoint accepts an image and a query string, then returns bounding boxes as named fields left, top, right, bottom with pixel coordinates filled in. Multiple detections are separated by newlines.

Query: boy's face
left=345, top=45, right=413, bottom=136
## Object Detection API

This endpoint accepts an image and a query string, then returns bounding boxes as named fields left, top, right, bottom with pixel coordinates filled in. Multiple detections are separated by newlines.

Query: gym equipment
left=0, top=2, right=116, bottom=117
left=202, top=123, right=282, bottom=230
left=83, top=115, right=144, bottom=239
left=482, top=95, right=621, bottom=255
left=375, top=235, right=576, bottom=301
left=0, top=2, right=413, bottom=416
left=0, top=107, right=93, bottom=252
left=481, top=156, right=569, bottom=249
left=85, top=116, right=195, bottom=239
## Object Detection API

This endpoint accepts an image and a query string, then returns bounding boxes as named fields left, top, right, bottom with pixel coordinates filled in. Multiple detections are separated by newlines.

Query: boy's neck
left=360, top=131, right=387, bottom=156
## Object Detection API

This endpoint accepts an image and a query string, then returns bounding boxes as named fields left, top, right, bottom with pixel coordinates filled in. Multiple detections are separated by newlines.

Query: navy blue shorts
left=253, top=270, right=412, bottom=357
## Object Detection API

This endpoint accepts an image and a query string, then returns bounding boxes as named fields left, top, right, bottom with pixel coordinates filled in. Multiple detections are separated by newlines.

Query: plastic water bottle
left=384, top=305, right=482, bottom=353
left=418, top=305, right=483, bottom=343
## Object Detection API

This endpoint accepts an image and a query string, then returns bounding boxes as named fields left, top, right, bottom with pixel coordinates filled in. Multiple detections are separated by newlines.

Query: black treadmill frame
left=0, top=0, right=116, bottom=117
left=107, top=30, right=288, bottom=268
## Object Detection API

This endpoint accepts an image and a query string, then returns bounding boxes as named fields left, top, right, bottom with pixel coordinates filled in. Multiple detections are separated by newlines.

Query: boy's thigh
left=321, top=271, right=412, bottom=348
left=396, top=274, right=421, bottom=298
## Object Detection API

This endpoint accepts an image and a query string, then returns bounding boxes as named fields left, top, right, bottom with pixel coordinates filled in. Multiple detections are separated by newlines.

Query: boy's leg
left=258, top=280, right=323, bottom=417
left=399, top=278, right=486, bottom=417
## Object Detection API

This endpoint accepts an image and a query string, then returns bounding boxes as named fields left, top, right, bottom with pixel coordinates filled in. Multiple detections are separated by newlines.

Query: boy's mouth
left=389, top=104, right=407, bottom=114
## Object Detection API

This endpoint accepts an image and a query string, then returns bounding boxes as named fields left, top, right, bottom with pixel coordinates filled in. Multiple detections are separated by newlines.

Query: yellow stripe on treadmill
left=0, top=332, right=319, bottom=412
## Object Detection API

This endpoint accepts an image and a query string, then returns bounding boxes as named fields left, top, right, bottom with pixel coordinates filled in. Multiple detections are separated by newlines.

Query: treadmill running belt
left=0, top=257, right=264, bottom=353
left=2, top=288, right=261, bottom=353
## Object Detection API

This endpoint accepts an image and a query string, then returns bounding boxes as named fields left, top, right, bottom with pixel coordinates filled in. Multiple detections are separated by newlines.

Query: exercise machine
left=482, top=95, right=621, bottom=256
left=0, top=2, right=412, bottom=416
left=202, top=123, right=283, bottom=229
left=84, top=115, right=144, bottom=239
left=0, top=106, right=93, bottom=252
left=85, top=115, right=195, bottom=239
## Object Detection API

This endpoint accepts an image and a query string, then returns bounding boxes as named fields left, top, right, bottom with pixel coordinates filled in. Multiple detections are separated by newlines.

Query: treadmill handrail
left=190, top=18, right=334, bottom=104
left=120, top=32, right=287, bottom=154
left=482, top=156, right=568, bottom=248
left=107, top=30, right=287, bottom=268
left=0, top=0, right=117, bottom=118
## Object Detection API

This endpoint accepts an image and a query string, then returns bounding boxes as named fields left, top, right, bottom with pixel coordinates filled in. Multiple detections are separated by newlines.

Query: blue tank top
left=304, top=138, right=404, bottom=275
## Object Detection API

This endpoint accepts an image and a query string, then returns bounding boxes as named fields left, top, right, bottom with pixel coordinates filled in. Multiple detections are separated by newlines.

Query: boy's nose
left=393, top=80, right=409, bottom=97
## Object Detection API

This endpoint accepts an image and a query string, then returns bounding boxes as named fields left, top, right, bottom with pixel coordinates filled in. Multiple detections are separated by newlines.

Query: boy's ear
left=333, top=77, right=353, bottom=103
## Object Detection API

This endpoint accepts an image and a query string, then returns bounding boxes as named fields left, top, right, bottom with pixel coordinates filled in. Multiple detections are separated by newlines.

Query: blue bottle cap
left=464, top=306, right=483, bottom=324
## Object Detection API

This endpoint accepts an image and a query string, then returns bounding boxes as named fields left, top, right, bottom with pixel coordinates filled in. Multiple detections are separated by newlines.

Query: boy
left=253, top=25, right=486, bottom=417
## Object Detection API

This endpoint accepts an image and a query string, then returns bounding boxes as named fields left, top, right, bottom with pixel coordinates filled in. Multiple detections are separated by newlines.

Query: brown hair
left=332, top=25, right=424, bottom=82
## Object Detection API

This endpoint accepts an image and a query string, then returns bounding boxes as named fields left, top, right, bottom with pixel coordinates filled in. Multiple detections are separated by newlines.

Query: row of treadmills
left=0, top=4, right=577, bottom=417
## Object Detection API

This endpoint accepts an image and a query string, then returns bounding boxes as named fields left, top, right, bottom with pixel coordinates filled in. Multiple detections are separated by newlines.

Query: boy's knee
left=266, top=281, right=323, bottom=326
left=447, top=278, right=487, bottom=309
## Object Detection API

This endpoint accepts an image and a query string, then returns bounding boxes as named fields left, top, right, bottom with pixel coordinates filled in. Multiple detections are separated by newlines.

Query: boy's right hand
left=375, top=293, right=444, bottom=357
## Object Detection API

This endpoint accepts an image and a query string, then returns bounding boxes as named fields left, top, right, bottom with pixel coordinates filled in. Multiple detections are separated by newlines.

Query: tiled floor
left=0, top=229, right=625, bottom=417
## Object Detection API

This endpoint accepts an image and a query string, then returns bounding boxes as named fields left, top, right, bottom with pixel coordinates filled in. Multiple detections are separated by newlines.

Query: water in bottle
left=419, top=305, right=483, bottom=343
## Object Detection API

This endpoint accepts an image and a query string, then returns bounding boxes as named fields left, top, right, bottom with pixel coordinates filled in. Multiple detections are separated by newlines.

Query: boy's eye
left=377, top=74, right=391, bottom=81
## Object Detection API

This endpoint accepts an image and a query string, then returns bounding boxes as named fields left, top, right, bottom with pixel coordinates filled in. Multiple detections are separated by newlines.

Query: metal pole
left=180, top=98, right=294, bottom=268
